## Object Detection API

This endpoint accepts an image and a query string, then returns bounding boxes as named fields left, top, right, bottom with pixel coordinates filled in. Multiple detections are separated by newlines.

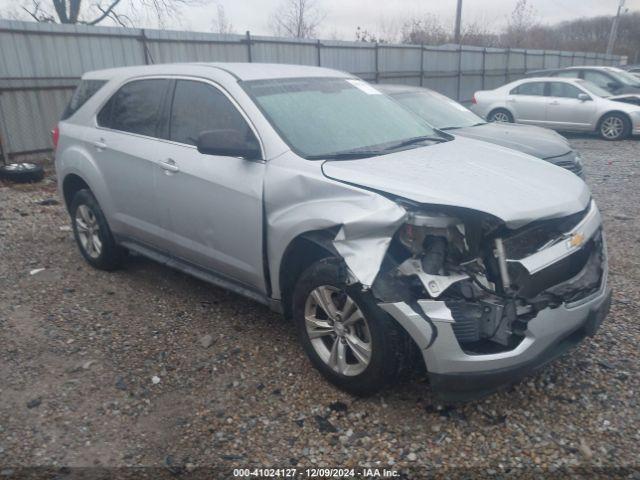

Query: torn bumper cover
left=379, top=200, right=611, bottom=401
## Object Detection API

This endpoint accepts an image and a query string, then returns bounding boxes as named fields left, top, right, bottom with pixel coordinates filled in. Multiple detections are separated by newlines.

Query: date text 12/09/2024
left=233, top=468, right=400, bottom=478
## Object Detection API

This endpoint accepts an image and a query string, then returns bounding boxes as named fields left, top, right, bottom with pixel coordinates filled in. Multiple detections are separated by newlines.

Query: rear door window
left=61, top=79, right=107, bottom=120
left=97, top=79, right=170, bottom=137
left=549, top=82, right=582, bottom=99
left=168, top=80, right=253, bottom=147
left=511, top=82, right=546, bottom=96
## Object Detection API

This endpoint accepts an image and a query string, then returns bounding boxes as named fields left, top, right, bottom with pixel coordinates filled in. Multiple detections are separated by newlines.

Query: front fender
left=265, top=154, right=406, bottom=299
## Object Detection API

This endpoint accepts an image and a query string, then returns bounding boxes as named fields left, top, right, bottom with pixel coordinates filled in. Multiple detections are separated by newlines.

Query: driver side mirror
left=196, top=129, right=261, bottom=160
left=606, top=81, right=622, bottom=91
left=577, top=93, right=591, bottom=102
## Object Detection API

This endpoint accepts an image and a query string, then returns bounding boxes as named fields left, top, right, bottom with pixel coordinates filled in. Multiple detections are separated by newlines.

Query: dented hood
left=321, top=137, right=590, bottom=228
left=452, top=122, right=571, bottom=159
left=608, top=93, right=640, bottom=106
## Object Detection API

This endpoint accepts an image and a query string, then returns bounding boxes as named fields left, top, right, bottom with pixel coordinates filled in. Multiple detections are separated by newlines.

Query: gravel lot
left=1, top=137, right=639, bottom=478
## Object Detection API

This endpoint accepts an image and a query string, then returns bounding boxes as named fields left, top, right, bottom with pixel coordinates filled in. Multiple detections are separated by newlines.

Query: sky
left=1, top=0, right=640, bottom=39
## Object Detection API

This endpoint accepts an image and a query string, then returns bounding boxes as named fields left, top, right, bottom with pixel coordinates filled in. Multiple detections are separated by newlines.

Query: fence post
left=245, top=31, right=252, bottom=62
left=504, top=47, right=511, bottom=83
left=481, top=47, right=486, bottom=90
left=140, top=29, right=150, bottom=65
left=524, top=49, right=528, bottom=74
left=316, top=39, right=321, bottom=66
left=374, top=42, right=379, bottom=83
left=419, top=44, right=424, bottom=87
left=456, top=45, right=463, bottom=102
left=0, top=94, right=11, bottom=165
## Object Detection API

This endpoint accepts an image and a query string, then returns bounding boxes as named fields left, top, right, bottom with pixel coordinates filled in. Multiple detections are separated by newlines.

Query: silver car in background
left=55, top=63, right=610, bottom=401
left=471, top=77, right=640, bottom=140
left=377, top=84, right=584, bottom=177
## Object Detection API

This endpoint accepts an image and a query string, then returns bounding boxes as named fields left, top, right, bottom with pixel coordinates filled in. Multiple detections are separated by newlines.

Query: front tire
left=292, top=258, right=410, bottom=396
left=598, top=112, right=630, bottom=140
left=488, top=108, right=514, bottom=123
left=70, top=189, right=125, bottom=271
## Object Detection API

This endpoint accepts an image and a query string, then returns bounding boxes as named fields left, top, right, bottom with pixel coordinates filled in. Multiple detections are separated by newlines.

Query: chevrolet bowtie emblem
left=568, top=232, right=586, bottom=248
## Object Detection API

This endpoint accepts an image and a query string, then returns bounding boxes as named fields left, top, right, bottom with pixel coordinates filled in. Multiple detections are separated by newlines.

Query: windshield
left=577, top=80, right=613, bottom=98
left=608, top=68, right=640, bottom=86
left=242, top=77, right=445, bottom=159
left=391, top=90, right=485, bottom=129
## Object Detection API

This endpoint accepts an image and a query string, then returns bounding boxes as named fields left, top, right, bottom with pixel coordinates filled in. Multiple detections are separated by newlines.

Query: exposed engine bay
left=371, top=201, right=605, bottom=354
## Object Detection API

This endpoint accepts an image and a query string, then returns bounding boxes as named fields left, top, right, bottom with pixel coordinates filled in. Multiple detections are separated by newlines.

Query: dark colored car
left=377, top=84, right=584, bottom=178
left=526, top=66, right=640, bottom=96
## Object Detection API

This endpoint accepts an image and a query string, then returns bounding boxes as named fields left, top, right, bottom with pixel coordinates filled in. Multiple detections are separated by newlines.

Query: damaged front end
left=371, top=200, right=610, bottom=400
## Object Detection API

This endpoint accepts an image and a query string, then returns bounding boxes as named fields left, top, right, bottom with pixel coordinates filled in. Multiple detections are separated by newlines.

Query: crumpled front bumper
left=380, top=201, right=610, bottom=401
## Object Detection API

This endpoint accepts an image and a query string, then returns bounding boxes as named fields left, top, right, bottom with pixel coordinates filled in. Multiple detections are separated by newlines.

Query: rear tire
left=598, top=112, right=630, bottom=141
left=70, top=189, right=125, bottom=271
left=292, top=257, right=411, bottom=396
left=488, top=108, right=514, bottom=123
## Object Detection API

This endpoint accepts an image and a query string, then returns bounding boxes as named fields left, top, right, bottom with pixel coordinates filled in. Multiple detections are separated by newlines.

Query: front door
left=545, top=82, right=597, bottom=131
left=155, top=79, right=266, bottom=291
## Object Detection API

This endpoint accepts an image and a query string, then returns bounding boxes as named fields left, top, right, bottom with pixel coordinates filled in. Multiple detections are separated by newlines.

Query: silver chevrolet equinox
left=55, top=63, right=611, bottom=400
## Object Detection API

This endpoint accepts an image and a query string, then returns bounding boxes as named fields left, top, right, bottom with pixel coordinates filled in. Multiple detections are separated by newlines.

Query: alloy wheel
left=491, top=112, right=511, bottom=123
left=601, top=116, right=624, bottom=139
left=75, top=204, right=102, bottom=259
left=304, top=285, right=372, bottom=376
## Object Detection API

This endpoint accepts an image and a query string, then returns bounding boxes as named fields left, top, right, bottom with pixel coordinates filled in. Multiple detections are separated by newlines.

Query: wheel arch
left=278, top=229, right=340, bottom=319
left=62, top=173, right=91, bottom=213
left=596, top=110, right=632, bottom=132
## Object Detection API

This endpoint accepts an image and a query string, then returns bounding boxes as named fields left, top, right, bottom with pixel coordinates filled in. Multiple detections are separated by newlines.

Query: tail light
left=471, top=94, right=477, bottom=105
left=51, top=125, right=59, bottom=150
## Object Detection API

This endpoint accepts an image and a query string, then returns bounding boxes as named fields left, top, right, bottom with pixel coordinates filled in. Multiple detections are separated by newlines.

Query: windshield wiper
left=306, top=150, right=386, bottom=160
left=381, top=135, right=447, bottom=151
left=306, top=135, right=447, bottom=160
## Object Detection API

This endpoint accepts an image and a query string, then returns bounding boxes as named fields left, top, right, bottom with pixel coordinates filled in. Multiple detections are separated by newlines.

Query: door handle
left=160, top=158, right=180, bottom=173
left=92, top=139, right=107, bottom=150
left=549, top=101, right=560, bottom=106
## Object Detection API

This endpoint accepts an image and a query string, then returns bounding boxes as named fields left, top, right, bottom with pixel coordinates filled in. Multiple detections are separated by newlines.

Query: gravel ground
left=1, top=137, right=639, bottom=479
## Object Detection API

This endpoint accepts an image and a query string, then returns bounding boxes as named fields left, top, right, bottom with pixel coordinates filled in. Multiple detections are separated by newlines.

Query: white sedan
left=471, top=77, right=640, bottom=140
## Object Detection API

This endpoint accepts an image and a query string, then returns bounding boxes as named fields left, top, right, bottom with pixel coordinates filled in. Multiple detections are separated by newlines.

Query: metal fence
left=0, top=19, right=623, bottom=160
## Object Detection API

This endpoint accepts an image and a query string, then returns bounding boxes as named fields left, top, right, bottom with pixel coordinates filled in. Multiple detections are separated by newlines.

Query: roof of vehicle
left=527, top=65, right=624, bottom=74
left=511, top=76, right=584, bottom=84
left=375, top=84, right=432, bottom=94
left=82, top=62, right=351, bottom=82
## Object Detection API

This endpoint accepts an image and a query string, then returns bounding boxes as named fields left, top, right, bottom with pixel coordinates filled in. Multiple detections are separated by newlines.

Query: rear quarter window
left=61, top=80, right=107, bottom=120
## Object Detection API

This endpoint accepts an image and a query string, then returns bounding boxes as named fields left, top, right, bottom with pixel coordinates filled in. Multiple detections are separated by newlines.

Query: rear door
left=94, top=78, right=171, bottom=246
left=155, top=78, right=267, bottom=291
left=507, top=81, right=547, bottom=124
left=545, top=82, right=596, bottom=130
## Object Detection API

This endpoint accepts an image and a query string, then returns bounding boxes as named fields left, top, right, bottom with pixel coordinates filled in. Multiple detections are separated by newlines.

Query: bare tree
left=269, top=0, right=325, bottom=39
left=400, top=14, right=450, bottom=45
left=13, top=0, right=206, bottom=27
left=503, top=0, right=540, bottom=48
left=211, top=3, right=234, bottom=34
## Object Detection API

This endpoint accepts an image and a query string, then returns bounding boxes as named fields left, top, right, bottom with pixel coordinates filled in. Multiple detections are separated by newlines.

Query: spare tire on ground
left=0, top=163, right=44, bottom=183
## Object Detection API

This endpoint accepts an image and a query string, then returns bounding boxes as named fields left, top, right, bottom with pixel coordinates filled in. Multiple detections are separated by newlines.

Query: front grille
left=509, top=230, right=604, bottom=300
left=502, top=207, right=589, bottom=260
left=547, top=152, right=583, bottom=177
